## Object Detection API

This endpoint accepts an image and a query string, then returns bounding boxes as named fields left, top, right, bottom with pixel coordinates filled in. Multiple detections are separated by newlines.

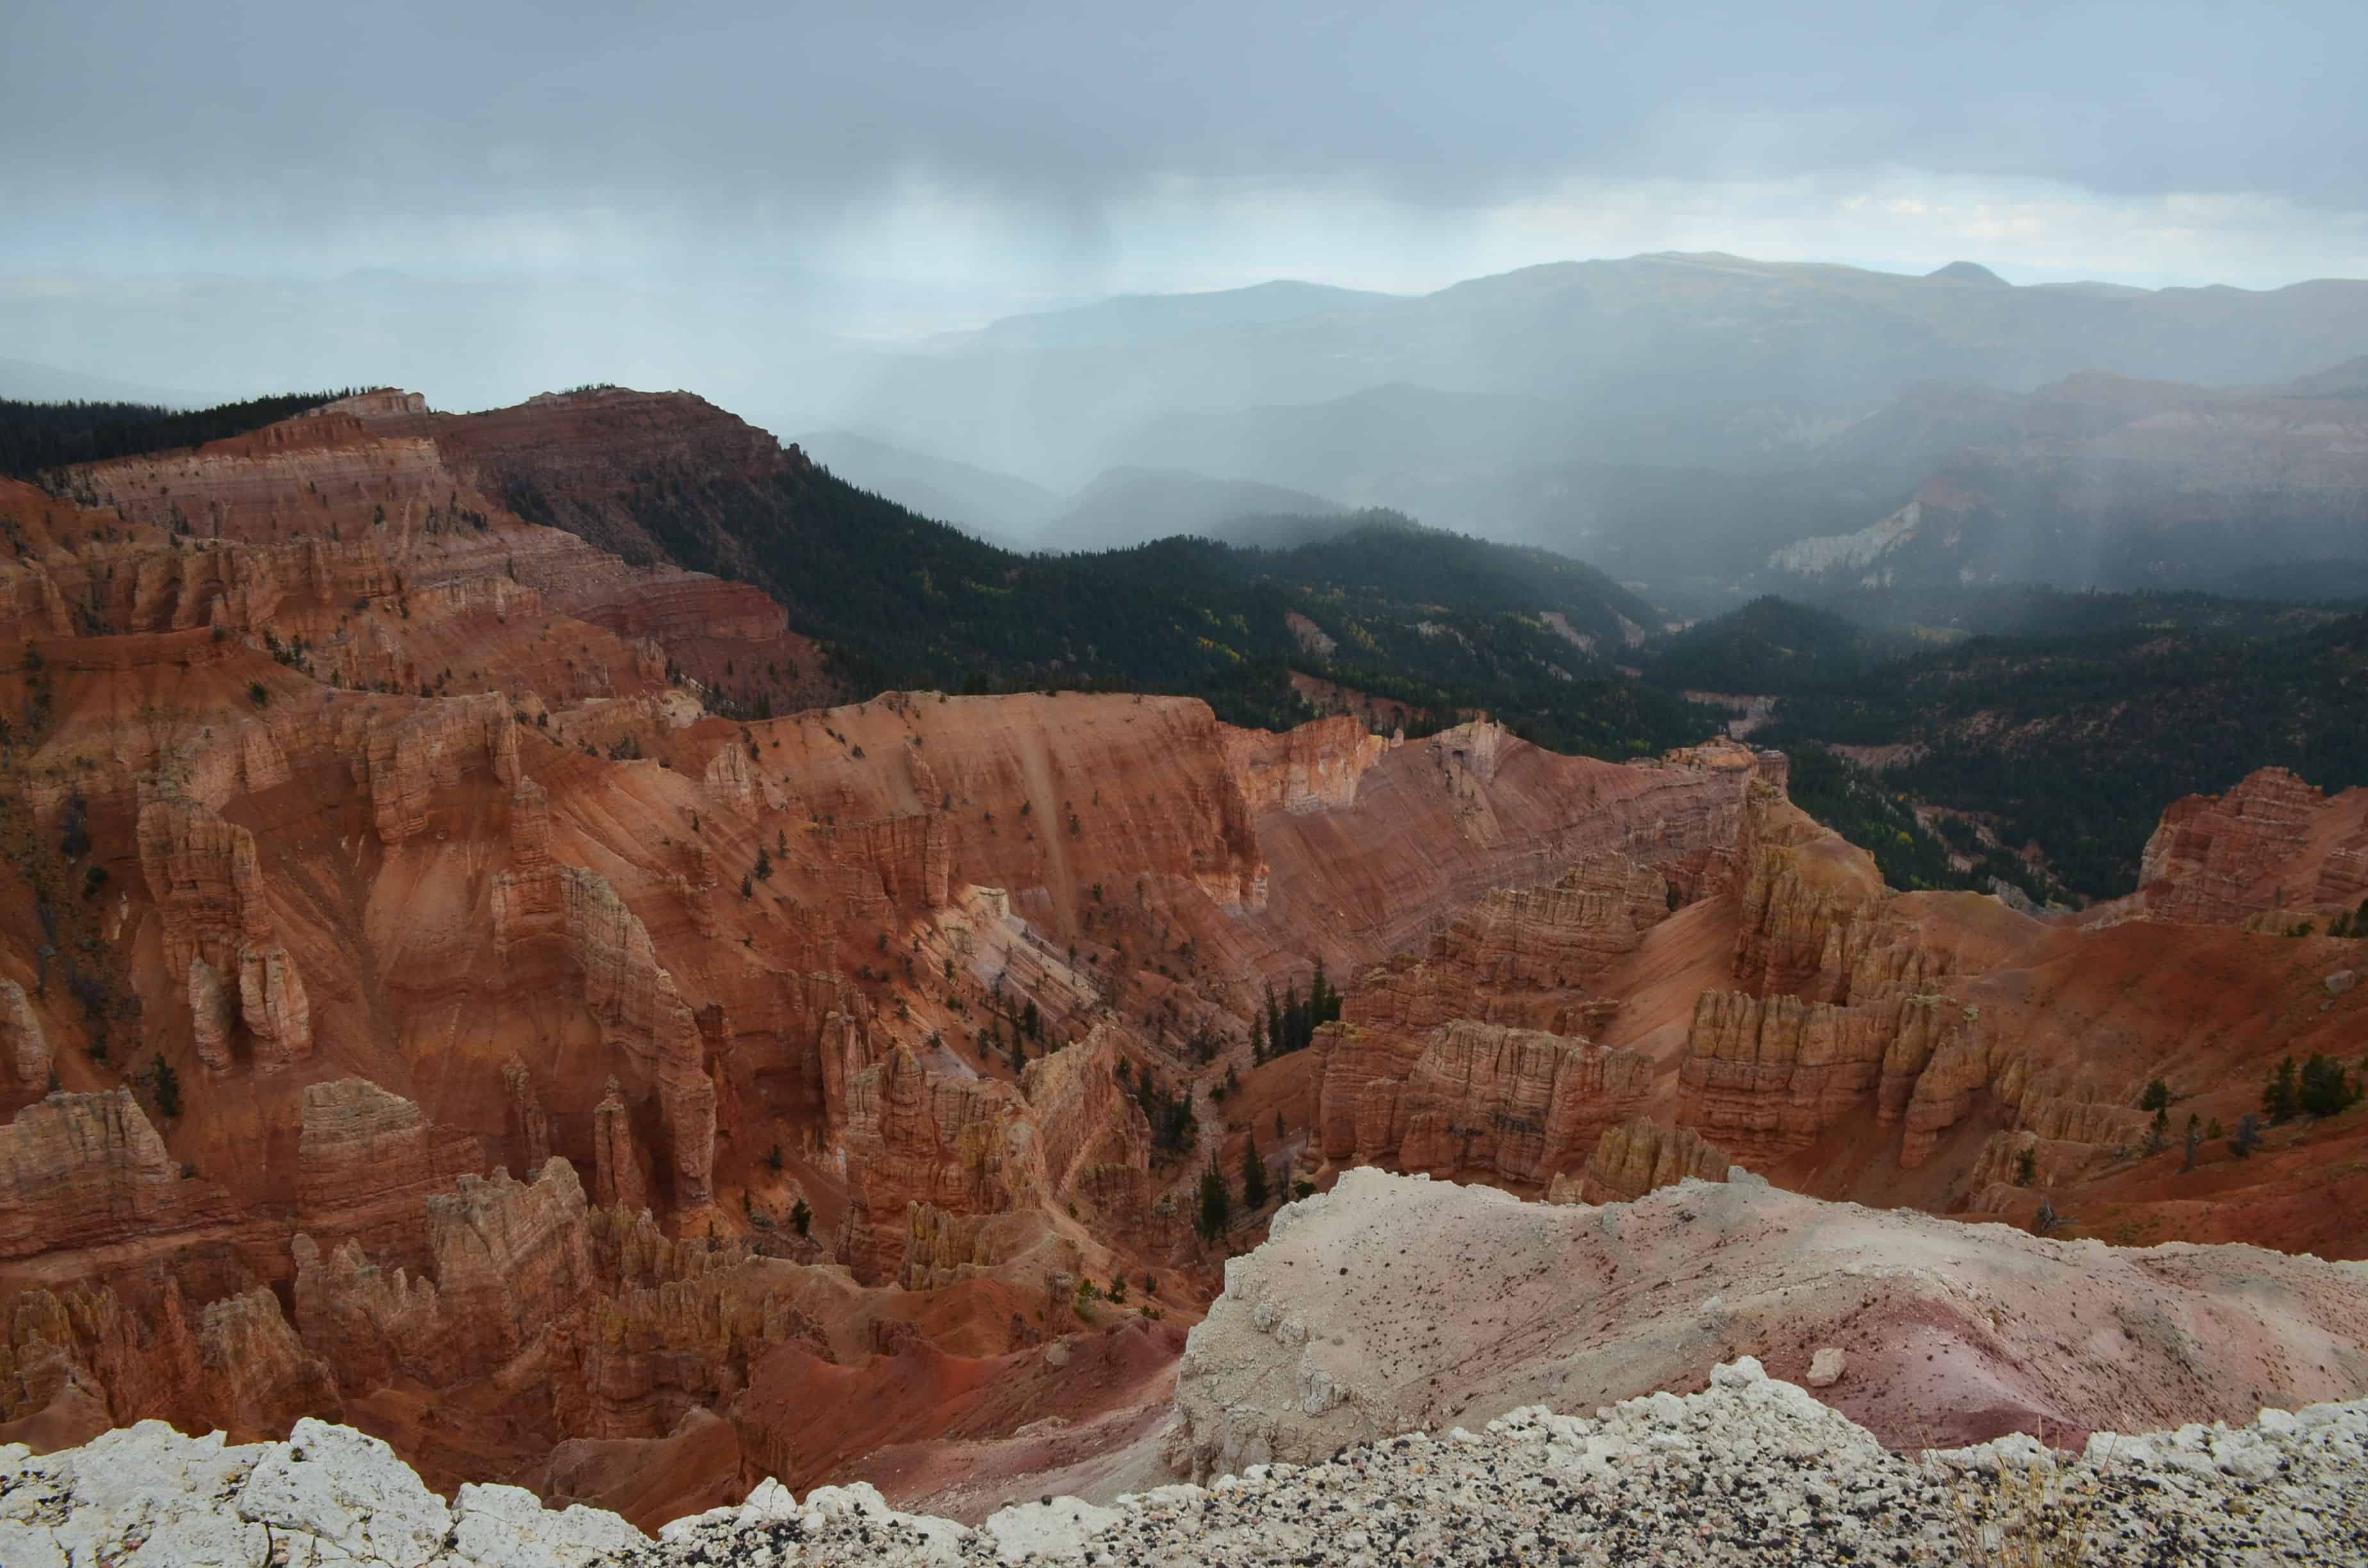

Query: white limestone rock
left=450, top=1482, right=648, bottom=1566
left=236, top=1417, right=452, bottom=1567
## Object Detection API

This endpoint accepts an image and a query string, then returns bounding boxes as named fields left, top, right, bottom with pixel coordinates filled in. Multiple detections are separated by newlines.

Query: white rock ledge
left=5, top=1362, right=2365, bottom=1565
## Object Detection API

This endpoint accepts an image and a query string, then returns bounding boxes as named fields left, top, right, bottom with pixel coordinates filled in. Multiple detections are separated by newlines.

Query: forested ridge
left=527, top=451, right=1715, bottom=758
left=1654, top=594, right=2368, bottom=899
left=0, top=391, right=358, bottom=481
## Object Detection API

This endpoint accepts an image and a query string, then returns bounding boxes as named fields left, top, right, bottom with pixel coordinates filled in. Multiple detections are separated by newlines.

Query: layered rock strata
left=135, top=793, right=312, bottom=1072
left=1556, top=1117, right=1732, bottom=1204
left=0, top=1092, right=234, bottom=1260
left=2136, top=765, right=2368, bottom=925
left=1314, top=1020, right=1649, bottom=1183
left=0, top=985, right=48, bottom=1088
left=295, top=1079, right=483, bottom=1269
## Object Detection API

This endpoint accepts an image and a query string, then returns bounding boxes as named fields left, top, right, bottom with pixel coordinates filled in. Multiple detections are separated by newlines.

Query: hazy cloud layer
left=4, top=2, right=2365, bottom=405
left=13, top=2, right=2365, bottom=227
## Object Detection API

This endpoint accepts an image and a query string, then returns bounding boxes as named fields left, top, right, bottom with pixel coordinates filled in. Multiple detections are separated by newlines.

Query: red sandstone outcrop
left=504, top=1055, right=554, bottom=1175
left=571, top=1246, right=834, bottom=1442
left=426, top=1157, right=594, bottom=1382
left=837, top=1046, right=1019, bottom=1285
left=1220, top=715, right=1387, bottom=815
left=351, top=692, right=521, bottom=844
left=186, top=960, right=234, bottom=1072
left=0, top=1091, right=234, bottom=1259
left=135, top=792, right=312, bottom=1071
left=2135, top=766, right=2368, bottom=926
left=194, top=1287, right=342, bottom=1436
left=1675, top=989, right=1969, bottom=1162
left=1315, top=1019, right=1649, bottom=1183
left=561, top=868, right=716, bottom=1208
left=1963, top=1128, right=2100, bottom=1208
left=1, top=983, right=49, bottom=1087
left=290, top=1232, right=446, bottom=1392
left=593, top=1077, right=655, bottom=1214
left=1440, top=854, right=1673, bottom=992
left=1557, top=1117, right=1732, bottom=1204
left=1727, top=813, right=1890, bottom=1002
left=821, top=813, right=952, bottom=915
left=1, top=1276, right=338, bottom=1447
left=295, top=1079, right=482, bottom=1270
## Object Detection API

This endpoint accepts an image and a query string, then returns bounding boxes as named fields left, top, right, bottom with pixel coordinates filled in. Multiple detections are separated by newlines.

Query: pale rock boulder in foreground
left=8, top=1172, right=2368, bottom=1565
left=1165, top=1167, right=2368, bottom=1474
left=7, top=1364, right=2366, bottom=1565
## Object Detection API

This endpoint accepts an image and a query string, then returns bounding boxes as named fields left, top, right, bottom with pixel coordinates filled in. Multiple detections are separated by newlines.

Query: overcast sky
left=5, top=1, right=2364, bottom=407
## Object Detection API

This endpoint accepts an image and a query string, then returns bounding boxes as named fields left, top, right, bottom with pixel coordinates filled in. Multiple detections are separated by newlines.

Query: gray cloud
left=6, top=2, right=2365, bottom=418
left=7, top=1, right=2364, bottom=241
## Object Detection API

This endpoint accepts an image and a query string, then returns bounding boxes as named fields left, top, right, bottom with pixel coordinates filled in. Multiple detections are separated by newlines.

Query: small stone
left=2326, top=970, right=2357, bottom=997
left=1807, top=1348, right=1846, bottom=1389
left=1044, top=1340, right=1072, bottom=1369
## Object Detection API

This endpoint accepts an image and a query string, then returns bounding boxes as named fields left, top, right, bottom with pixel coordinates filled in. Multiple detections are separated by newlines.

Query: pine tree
left=2264, top=1058, right=2302, bottom=1122
left=1196, top=1163, right=1233, bottom=1242
left=1240, top=1139, right=1269, bottom=1211
left=2299, top=1054, right=2360, bottom=1117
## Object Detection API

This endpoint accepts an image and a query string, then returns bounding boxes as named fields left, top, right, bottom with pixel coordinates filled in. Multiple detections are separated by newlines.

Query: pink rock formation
left=593, top=1077, right=654, bottom=1214
left=186, top=960, right=234, bottom=1073
left=295, top=1079, right=481, bottom=1271
left=136, top=792, right=312, bottom=1070
left=1675, top=990, right=1968, bottom=1162
left=426, top=1157, right=593, bottom=1381
left=561, top=868, right=716, bottom=1208
left=821, top=813, right=951, bottom=914
left=1564, top=1117, right=1732, bottom=1204
left=352, top=693, right=520, bottom=844
left=0, top=1091, right=234, bottom=1259
left=2137, top=766, right=2368, bottom=926
left=290, top=1232, right=447, bottom=1392
left=837, top=1045, right=1017, bottom=1285
left=503, top=1055, right=554, bottom=1175
left=1219, top=715, right=1386, bottom=815
left=1316, top=1019, right=1649, bottom=1183
left=195, top=1287, right=343, bottom=1435
left=0, top=982, right=49, bottom=1086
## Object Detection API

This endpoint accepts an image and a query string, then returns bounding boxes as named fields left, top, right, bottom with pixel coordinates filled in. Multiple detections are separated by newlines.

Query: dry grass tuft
left=1945, top=1436, right=2112, bottom=1567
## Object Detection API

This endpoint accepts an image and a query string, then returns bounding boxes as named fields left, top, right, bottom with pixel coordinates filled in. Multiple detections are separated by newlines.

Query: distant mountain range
left=798, top=430, right=1358, bottom=555
left=1763, top=366, right=2368, bottom=597
left=814, top=252, right=2368, bottom=610
left=0, top=354, right=214, bottom=407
